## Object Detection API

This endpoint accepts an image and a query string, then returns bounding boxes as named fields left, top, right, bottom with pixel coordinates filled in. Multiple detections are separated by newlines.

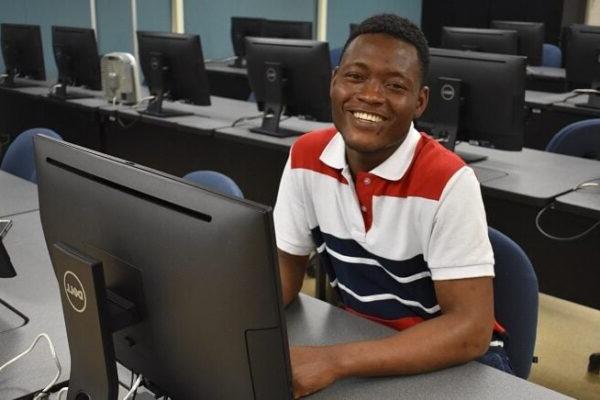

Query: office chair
left=490, top=227, right=539, bottom=379
left=545, top=119, right=600, bottom=160
left=0, top=128, right=62, bottom=183
left=182, top=170, right=244, bottom=198
left=330, top=47, right=343, bottom=68
left=542, top=43, right=562, bottom=68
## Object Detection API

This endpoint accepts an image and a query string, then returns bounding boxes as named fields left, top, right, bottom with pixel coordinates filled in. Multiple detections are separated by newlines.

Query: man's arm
left=278, top=249, right=310, bottom=306
left=290, top=276, right=494, bottom=398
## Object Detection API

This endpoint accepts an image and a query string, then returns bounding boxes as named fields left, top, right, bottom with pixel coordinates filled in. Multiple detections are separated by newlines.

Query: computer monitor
left=564, top=24, right=600, bottom=90
left=137, top=31, right=211, bottom=118
left=263, top=19, right=312, bottom=40
left=441, top=27, right=518, bottom=55
left=230, top=17, right=266, bottom=68
left=245, top=37, right=331, bottom=137
left=491, top=21, right=544, bottom=66
left=51, top=26, right=101, bottom=99
left=0, top=23, right=46, bottom=88
left=0, top=219, right=15, bottom=278
left=35, top=135, right=292, bottom=399
left=416, top=48, right=526, bottom=162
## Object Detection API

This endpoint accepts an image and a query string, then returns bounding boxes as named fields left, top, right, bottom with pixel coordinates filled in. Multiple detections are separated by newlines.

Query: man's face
left=330, top=33, right=429, bottom=159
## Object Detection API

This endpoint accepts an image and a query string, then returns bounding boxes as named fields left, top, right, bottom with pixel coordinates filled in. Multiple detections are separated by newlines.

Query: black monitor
left=51, top=26, right=101, bottom=99
left=0, top=23, right=46, bottom=88
left=491, top=21, right=544, bottom=66
left=564, top=24, right=600, bottom=91
left=245, top=37, right=331, bottom=137
left=230, top=17, right=266, bottom=68
left=35, top=135, right=292, bottom=399
left=416, top=48, right=526, bottom=162
left=263, top=19, right=312, bottom=40
left=137, top=31, right=211, bottom=118
left=441, top=27, right=518, bottom=55
left=0, top=219, right=16, bottom=278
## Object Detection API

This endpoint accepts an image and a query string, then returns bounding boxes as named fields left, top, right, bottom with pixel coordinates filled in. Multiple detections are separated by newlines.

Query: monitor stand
left=139, top=93, right=193, bottom=118
left=0, top=73, right=43, bottom=88
left=51, top=242, right=140, bottom=400
left=249, top=62, right=302, bottom=138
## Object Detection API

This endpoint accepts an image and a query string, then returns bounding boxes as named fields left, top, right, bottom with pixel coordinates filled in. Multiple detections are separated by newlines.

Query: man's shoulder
left=290, top=126, right=338, bottom=166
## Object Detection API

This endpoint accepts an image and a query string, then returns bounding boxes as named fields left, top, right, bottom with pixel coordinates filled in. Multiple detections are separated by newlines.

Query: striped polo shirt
left=274, top=123, right=495, bottom=331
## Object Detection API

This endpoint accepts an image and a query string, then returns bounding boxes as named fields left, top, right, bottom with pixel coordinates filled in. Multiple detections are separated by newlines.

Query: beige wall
left=586, top=0, right=600, bottom=24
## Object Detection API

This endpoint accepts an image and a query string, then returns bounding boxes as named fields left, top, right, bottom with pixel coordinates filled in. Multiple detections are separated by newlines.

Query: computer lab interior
left=0, top=0, right=599, bottom=399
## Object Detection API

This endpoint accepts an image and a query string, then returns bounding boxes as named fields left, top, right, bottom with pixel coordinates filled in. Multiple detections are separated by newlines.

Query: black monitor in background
left=137, top=31, right=211, bottom=118
left=491, top=21, right=544, bottom=66
left=441, top=27, right=518, bottom=55
left=564, top=24, right=600, bottom=105
left=263, top=19, right=312, bottom=40
left=34, top=135, right=292, bottom=399
left=0, top=23, right=46, bottom=88
left=245, top=37, right=331, bottom=137
left=230, top=17, right=266, bottom=68
left=416, top=48, right=526, bottom=162
left=51, top=26, right=101, bottom=100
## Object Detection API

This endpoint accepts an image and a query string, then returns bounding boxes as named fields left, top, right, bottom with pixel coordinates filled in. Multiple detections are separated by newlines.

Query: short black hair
left=341, top=14, right=430, bottom=85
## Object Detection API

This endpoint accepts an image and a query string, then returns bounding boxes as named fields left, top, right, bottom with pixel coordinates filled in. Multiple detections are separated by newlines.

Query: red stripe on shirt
left=290, top=127, right=347, bottom=184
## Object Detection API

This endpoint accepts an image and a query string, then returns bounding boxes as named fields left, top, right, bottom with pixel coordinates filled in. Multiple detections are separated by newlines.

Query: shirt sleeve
left=426, top=167, right=495, bottom=281
left=273, top=154, right=315, bottom=256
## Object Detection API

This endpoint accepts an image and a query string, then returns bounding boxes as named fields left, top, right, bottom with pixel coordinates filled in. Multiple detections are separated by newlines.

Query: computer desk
left=524, top=89, right=600, bottom=151
left=526, top=66, right=566, bottom=93
left=553, top=179, right=600, bottom=219
left=0, top=171, right=38, bottom=218
left=0, top=211, right=572, bottom=399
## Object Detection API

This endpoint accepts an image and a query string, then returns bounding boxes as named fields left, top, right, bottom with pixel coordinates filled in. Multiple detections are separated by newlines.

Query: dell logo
left=63, top=271, right=87, bottom=313
left=266, top=67, right=278, bottom=83
left=441, top=84, right=455, bottom=101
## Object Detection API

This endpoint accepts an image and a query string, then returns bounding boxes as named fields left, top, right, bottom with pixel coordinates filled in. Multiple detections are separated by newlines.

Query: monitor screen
left=263, top=19, right=312, bottom=40
left=51, top=26, right=101, bottom=99
left=0, top=23, right=46, bottom=87
left=417, top=48, right=526, bottom=157
left=564, top=24, right=600, bottom=89
left=35, top=135, right=292, bottom=399
left=245, top=37, right=331, bottom=137
left=230, top=17, right=266, bottom=68
left=441, top=27, right=518, bottom=55
left=137, top=31, right=211, bottom=117
left=491, top=21, right=544, bottom=66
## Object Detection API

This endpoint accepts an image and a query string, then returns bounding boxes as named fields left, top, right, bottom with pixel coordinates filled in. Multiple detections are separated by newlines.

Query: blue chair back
left=182, top=170, right=244, bottom=198
left=330, top=47, right=343, bottom=68
left=489, top=227, right=538, bottom=379
left=0, top=128, right=62, bottom=183
left=545, top=119, right=600, bottom=160
left=542, top=43, right=562, bottom=68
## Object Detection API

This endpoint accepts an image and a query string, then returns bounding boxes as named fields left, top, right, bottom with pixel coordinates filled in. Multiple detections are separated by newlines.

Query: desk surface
left=554, top=179, right=600, bottom=219
left=457, top=143, right=600, bottom=206
left=526, top=66, right=566, bottom=80
left=0, top=210, right=571, bottom=399
left=0, top=171, right=39, bottom=217
left=525, top=90, right=576, bottom=106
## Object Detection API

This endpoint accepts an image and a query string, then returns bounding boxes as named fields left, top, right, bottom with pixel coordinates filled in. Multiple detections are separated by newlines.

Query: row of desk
left=0, top=170, right=572, bottom=399
left=1, top=81, right=599, bottom=309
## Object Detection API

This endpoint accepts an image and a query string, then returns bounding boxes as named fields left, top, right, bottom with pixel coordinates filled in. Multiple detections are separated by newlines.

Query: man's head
left=330, top=14, right=430, bottom=170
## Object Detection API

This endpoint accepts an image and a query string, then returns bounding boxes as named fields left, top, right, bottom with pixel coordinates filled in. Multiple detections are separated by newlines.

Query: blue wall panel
left=137, top=0, right=171, bottom=32
left=0, top=0, right=91, bottom=80
left=327, top=0, right=422, bottom=51
left=184, top=0, right=316, bottom=60
left=96, top=0, right=133, bottom=56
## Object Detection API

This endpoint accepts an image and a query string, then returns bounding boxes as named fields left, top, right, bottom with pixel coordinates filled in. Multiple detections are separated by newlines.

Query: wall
left=184, top=0, right=316, bottom=60
left=326, top=0, right=422, bottom=51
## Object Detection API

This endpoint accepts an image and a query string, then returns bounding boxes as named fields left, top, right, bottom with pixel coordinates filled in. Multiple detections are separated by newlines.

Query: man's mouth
left=352, top=111, right=384, bottom=123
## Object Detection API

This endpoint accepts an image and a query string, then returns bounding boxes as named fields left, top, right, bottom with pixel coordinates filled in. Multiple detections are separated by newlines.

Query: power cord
left=123, top=374, right=144, bottom=400
left=0, top=333, right=62, bottom=399
left=535, top=181, right=600, bottom=241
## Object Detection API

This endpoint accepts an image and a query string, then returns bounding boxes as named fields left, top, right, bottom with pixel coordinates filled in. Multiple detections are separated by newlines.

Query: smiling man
left=274, top=14, right=510, bottom=399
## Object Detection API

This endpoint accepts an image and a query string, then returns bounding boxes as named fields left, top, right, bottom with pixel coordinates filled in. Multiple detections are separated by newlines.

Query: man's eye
left=345, top=72, right=363, bottom=80
left=387, top=82, right=405, bottom=91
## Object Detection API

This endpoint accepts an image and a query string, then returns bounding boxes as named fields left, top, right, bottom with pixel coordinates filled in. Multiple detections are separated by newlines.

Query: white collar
left=319, top=122, right=421, bottom=181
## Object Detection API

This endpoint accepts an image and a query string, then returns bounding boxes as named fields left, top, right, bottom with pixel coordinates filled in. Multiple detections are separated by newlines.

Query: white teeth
left=353, top=111, right=383, bottom=123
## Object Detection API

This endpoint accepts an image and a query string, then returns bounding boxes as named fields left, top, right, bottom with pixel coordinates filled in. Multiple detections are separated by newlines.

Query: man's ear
left=330, top=67, right=340, bottom=97
left=414, top=85, right=430, bottom=119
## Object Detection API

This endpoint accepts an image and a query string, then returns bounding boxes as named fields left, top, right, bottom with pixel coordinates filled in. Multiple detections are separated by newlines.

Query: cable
left=0, top=333, right=62, bottom=399
left=123, top=374, right=143, bottom=400
left=56, top=387, right=68, bottom=400
left=535, top=181, right=600, bottom=241
left=231, top=113, right=264, bottom=127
